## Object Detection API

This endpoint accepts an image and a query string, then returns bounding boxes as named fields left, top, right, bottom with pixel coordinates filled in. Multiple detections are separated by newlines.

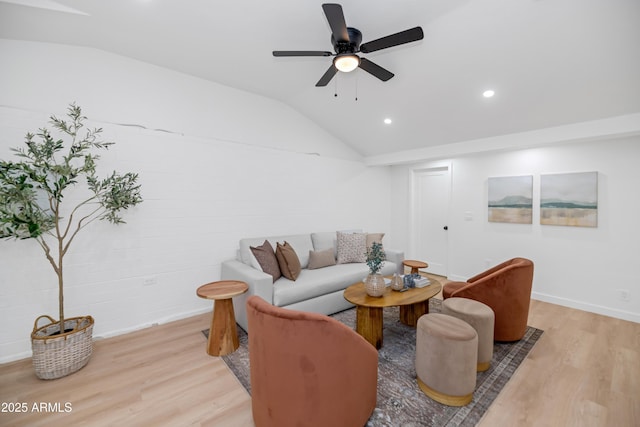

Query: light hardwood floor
left=1, top=283, right=638, bottom=426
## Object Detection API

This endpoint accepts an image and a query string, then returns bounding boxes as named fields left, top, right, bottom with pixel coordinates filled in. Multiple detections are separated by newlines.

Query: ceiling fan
left=273, top=3, right=424, bottom=87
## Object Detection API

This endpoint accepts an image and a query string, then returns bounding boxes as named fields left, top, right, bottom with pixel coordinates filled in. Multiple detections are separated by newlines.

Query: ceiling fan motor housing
left=332, top=27, right=362, bottom=53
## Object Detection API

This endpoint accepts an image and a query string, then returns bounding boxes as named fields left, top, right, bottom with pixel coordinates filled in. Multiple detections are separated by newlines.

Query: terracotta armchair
left=246, top=295, right=378, bottom=427
left=443, top=258, right=534, bottom=341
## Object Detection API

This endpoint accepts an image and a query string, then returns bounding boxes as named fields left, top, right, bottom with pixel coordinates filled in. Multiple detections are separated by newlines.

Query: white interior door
left=412, top=166, right=451, bottom=276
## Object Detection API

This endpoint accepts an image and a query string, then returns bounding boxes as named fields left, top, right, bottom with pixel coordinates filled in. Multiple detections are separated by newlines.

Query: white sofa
left=221, top=231, right=404, bottom=332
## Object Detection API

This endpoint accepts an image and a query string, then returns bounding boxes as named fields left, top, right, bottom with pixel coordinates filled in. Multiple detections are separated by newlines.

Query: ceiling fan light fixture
left=334, top=54, right=360, bottom=72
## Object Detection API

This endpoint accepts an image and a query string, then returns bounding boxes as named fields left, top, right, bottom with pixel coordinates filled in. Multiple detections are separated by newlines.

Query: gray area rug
left=204, top=299, right=543, bottom=426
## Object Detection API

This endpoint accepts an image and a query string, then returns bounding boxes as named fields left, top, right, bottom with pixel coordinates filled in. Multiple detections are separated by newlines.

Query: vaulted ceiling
left=1, top=0, right=639, bottom=160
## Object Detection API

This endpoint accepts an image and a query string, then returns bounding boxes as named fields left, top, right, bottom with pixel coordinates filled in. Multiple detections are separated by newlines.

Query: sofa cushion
left=250, top=240, right=281, bottom=282
left=276, top=241, right=301, bottom=281
left=311, top=232, right=337, bottom=257
left=366, top=233, right=385, bottom=250
left=240, top=234, right=314, bottom=269
left=336, top=232, right=367, bottom=264
left=273, top=261, right=398, bottom=307
left=308, top=248, right=336, bottom=270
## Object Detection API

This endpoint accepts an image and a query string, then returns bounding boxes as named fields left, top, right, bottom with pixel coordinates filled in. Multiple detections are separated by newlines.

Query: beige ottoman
left=442, top=297, right=495, bottom=372
left=415, top=313, right=478, bottom=406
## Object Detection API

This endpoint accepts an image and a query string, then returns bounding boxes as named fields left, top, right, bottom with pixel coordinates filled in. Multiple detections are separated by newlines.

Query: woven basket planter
left=31, top=315, right=94, bottom=380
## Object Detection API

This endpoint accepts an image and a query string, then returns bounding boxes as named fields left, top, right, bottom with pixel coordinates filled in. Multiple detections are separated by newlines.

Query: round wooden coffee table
left=343, top=277, right=441, bottom=349
left=197, top=280, right=248, bottom=356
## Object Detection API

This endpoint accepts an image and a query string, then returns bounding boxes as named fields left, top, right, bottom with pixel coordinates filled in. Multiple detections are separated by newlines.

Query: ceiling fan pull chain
left=355, top=74, right=358, bottom=101
left=334, top=73, right=338, bottom=97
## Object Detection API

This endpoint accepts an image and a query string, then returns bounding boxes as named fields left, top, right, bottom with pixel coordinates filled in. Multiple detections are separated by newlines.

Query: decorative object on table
left=363, top=272, right=386, bottom=297
left=403, top=274, right=414, bottom=288
left=413, top=275, right=431, bottom=288
left=403, top=273, right=422, bottom=288
left=0, top=104, right=143, bottom=379
left=364, top=241, right=386, bottom=297
left=540, top=171, right=597, bottom=227
left=488, top=175, right=533, bottom=224
left=390, top=273, right=404, bottom=291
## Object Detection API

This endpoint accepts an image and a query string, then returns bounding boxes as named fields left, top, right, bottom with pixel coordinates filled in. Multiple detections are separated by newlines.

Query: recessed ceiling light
left=483, top=90, right=495, bottom=98
left=384, top=118, right=392, bottom=125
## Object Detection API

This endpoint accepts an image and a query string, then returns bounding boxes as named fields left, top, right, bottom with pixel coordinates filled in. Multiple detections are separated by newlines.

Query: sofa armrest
left=221, top=259, right=274, bottom=331
left=385, top=249, right=405, bottom=275
left=221, top=259, right=273, bottom=301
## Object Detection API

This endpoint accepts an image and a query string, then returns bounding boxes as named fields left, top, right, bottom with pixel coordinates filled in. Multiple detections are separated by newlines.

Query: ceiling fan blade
left=273, top=51, right=333, bottom=57
left=322, top=3, right=349, bottom=43
left=360, top=26, right=424, bottom=53
left=315, top=64, right=338, bottom=87
left=358, top=58, right=394, bottom=81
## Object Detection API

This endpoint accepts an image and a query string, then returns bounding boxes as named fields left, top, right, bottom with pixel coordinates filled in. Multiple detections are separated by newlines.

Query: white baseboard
left=0, top=351, right=32, bottom=365
left=0, top=307, right=212, bottom=365
left=436, top=281, right=638, bottom=324
left=94, top=307, right=212, bottom=340
left=532, top=291, right=639, bottom=323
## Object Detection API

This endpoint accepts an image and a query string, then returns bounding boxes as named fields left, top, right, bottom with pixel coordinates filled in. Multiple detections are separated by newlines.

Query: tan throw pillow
left=336, top=231, right=367, bottom=264
left=308, top=248, right=336, bottom=270
left=366, top=233, right=385, bottom=250
left=275, top=241, right=302, bottom=281
left=250, top=240, right=281, bottom=282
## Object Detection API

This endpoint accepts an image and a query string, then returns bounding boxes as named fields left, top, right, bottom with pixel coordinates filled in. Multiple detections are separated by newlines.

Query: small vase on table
left=364, top=242, right=387, bottom=297
left=364, top=273, right=386, bottom=297
left=390, top=273, right=404, bottom=291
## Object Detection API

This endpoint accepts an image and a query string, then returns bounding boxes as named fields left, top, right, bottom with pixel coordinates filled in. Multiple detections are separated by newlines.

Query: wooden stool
left=442, top=297, right=495, bottom=371
left=415, top=313, right=477, bottom=406
left=197, top=280, right=248, bottom=356
left=403, top=260, right=428, bottom=275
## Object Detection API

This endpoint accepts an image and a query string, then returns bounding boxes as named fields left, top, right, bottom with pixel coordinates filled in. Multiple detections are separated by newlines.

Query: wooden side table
left=196, top=280, right=248, bottom=356
left=403, top=259, right=429, bottom=275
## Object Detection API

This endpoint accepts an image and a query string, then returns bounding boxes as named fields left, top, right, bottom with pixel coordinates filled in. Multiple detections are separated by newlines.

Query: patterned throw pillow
left=308, top=248, right=337, bottom=270
left=336, top=231, right=367, bottom=264
left=275, top=241, right=302, bottom=281
left=250, top=240, right=281, bottom=282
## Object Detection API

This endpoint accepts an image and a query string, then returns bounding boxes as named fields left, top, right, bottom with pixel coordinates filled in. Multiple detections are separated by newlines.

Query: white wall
left=0, top=40, right=392, bottom=362
left=391, top=137, right=640, bottom=323
left=0, top=39, right=363, bottom=161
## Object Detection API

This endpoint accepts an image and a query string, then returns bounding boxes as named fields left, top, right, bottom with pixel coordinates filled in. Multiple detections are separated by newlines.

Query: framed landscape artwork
left=488, top=175, right=533, bottom=224
left=540, top=171, right=598, bottom=227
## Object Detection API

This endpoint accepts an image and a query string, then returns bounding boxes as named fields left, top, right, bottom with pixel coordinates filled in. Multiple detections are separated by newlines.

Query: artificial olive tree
left=0, top=104, right=142, bottom=334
